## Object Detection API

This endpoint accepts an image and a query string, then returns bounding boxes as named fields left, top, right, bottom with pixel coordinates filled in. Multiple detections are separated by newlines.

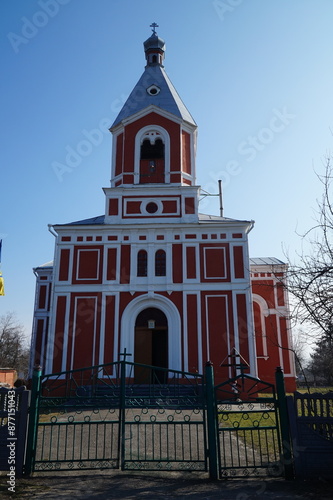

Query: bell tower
left=104, top=25, right=199, bottom=223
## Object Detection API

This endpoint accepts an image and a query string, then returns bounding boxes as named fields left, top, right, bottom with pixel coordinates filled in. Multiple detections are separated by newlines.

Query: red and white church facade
left=30, top=30, right=296, bottom=391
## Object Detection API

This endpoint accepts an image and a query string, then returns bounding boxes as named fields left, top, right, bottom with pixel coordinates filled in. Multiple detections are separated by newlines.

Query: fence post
left=205, top=361, right=219, bottom=480
left=119, top=357, right=126, bottom=470
left=24, top=365, right=42, bottom=475
left=275, top=366, right=294, bottom=480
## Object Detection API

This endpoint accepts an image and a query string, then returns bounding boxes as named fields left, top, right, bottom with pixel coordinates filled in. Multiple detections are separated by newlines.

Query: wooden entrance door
left=134, top=308, right=168, bottom=383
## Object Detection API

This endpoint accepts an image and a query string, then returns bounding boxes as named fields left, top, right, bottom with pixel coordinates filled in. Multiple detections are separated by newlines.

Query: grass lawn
left=293, top=386, right=333, bottom=394
left=218, top=388, right=333, bottom=460
left=218, top=403, right=281, bottom=463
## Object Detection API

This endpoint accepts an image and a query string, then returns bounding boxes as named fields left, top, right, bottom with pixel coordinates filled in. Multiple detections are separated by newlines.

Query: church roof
left=35, top=261, right=53, bottom=268
left=250, top=257, right=286, bottom=266
left=59, top=215, right=105, bottom=225
left=198, top=213, right=251, bottom=224
left=111, top=66, right=196, bottom=128
left=55, top=213, right=252, bottom=226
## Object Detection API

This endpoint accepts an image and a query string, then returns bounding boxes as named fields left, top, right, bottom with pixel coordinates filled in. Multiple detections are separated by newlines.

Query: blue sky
left=1, top=0, right=333, bottom=339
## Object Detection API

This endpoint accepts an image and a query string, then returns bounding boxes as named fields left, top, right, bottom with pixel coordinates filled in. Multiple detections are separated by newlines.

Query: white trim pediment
left=111, top=105, right=197, bottom=132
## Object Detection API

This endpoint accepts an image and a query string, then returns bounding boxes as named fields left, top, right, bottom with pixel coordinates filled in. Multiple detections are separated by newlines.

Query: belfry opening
left=140, top=133, right=165, bottom=183
left=134, top=307, right=168, bottom=384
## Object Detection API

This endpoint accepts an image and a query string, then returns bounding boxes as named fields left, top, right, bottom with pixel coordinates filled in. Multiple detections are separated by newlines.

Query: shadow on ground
left=1, top=471, right=332, bottom=499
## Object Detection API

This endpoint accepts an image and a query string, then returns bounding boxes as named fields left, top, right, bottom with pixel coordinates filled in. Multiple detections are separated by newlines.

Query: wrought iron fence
left=287, top=391, right=333, bottom=479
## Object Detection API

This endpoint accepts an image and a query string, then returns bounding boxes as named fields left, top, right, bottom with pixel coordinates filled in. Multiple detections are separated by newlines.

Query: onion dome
left=143, top=23, right=165, bottom=67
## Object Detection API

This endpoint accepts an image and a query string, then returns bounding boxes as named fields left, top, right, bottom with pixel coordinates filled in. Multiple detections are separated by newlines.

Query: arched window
left=155, top=250, right=166, bottom=276
left=252, top=297, right=268, bottom=359
left=137, top=250, right=147, bottom=277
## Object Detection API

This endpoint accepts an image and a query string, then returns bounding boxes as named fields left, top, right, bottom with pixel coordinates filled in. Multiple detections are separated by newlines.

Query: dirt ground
left=1, top=470, right=333, bottom=499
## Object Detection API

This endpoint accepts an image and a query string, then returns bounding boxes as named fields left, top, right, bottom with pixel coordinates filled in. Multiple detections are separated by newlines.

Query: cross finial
left=119, top=348, right=132, bottom=361
left=150, top=22, right=159, bottom=35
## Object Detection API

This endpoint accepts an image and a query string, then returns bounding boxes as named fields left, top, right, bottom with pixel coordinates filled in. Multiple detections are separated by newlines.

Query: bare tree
left=292, top=329, right=308, bottom=377
left=0, top=312, right=30, bottom=377
left=307, top=336, right=333, bottom=386
left=287, top=157, right=333, bottom=342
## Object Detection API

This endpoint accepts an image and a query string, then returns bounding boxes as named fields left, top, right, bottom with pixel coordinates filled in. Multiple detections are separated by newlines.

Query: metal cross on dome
left=150, top=22, right=159, bottom=35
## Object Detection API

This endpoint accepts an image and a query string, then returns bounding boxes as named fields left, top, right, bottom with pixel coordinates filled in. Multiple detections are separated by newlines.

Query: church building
left=30, top=28, right=296, bottom=391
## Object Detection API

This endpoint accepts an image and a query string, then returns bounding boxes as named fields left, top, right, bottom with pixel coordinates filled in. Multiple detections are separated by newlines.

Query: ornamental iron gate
left=121, top=362, right=207, bottom=471
left=25, top=361, right=292, bottom=479
left=26, top=360, right=207, bottom=473
left=215, top=368, right=283, bottom=478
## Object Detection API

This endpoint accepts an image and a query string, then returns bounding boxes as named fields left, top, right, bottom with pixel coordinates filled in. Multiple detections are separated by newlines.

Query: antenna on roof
left=218, top=180, right=223, bottom=218
left=199, top=180, right=224, bottom=217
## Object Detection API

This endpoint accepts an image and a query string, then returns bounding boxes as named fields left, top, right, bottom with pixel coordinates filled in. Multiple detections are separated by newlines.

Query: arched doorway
left=134, top=307, right=168, bottom=384
left=120, top=293, right=181, bottom=374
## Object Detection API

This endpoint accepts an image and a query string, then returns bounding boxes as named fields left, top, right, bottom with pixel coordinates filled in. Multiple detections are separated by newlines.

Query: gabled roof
left=111, top=65, right=196, bottom=129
